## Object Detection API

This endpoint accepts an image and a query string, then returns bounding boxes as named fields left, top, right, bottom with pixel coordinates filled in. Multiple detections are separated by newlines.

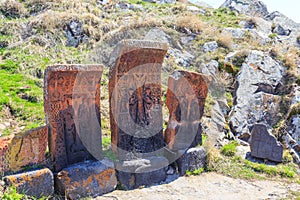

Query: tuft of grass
left=176, top=15, right=204, bottom=33
left=268, top=33, right=277, bottom=39
left=1, top=186, right=24, bottom=200
left=221, top=140, right=238, bottom=157
left=0, top=0, right=28, bottom=18
left=102, top=136, right=111, bottom=150
left=186, top=167, right=204, bottom=176
left=217, top=33, right=233, bottom=49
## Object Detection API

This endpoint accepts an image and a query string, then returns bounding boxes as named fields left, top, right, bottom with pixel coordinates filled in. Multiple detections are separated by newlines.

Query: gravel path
left=95, top=172, right=299, bottom=200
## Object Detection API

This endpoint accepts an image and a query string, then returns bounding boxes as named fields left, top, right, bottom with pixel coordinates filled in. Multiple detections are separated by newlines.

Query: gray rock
left=176, top=147, right=206, bottom=176
left=199, top=60, right=219, bottom=77
left=220, top=0, right=269, bottom=18
left=168, top=48, right=194, bottom=68
left=228, top=50, right=285, bottom=140
left=144, top=28, right=171, bottom=44
left=4, top=168, right=54, bottom=198
left=272, top=24, right=291, bottom=36
left=223, top=28, right=246, bottom=39
left=143, top=0, right=176, bottom=4
left=250, top=124, right=283, bottom=162
left=180, top=35, right=196, bottom=45
left=187, top=0, right=213, bottom=8
left=203, top=41, right=218, bottom=52
left=55, top=160, right=117, bottom=199
left=66, top=20, right=88, bottom=47
left=187, top=6, right=206, bottom=14
left=116, top=156, right=168, bottom=189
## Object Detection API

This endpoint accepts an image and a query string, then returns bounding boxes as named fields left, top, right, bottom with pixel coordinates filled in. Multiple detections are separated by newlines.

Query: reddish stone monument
left=44, top=65, right=103, bottom=171
left=164, top=70, right=208, bottom=150
left=0, top=126, right=48, bottom=174
left=109, top=40, right=168, bottom=158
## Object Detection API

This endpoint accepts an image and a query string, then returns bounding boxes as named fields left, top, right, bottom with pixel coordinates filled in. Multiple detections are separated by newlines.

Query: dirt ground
left=94, top=172, right=300, bottom=200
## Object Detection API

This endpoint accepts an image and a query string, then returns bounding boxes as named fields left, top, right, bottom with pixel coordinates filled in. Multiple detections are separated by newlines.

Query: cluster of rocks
left=0, top=39, right=208, bottom=199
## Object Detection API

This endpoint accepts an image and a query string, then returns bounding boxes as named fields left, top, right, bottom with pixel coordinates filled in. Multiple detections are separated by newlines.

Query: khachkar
left=109, top=40, right=168, bottom=159
left=165, top=70, right=208, bottom=150
left=44, top=65, right=103, bottom=172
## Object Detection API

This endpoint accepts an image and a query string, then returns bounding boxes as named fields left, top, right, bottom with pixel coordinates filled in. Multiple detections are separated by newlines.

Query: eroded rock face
left=250, top=124, right=283, bottom=162
left=164, top=70, right=208, bottom=150
left=4, top=168, right=54, bottom=198
left=0, top=126, right=48, bottom=174
left=109, top=40, right=167, bottom=159
left=44, top=65, right=103, bottom=172
left=55, top=160, right=117, bottom=199
left=220, top=0, right=269, bottom=18
left=228, top=50, right=285, bottom=141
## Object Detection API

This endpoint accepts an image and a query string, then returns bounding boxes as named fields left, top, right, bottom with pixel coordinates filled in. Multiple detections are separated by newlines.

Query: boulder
left=176, top=147, right=207, bottom=176
left=115, top=156, right=168, bottom=190
left=55, top=160, right=117, bottom=199
left=168, top=48, right=195, bottom=68
left=4, top=168, right=54, bottom=198
left=203, top=41, right=218, bottom=52
left=228, top=50, right=285, bottom=141
left=250, top=124, right=283, bottom=162
left=220, top=0, right=269, bottom=18
left=66, top=20, right=88, bottom=47
left=272, top=24, right=291, bottom=36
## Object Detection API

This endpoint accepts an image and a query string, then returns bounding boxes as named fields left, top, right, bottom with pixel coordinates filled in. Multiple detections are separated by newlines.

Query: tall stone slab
left=109, top=40, right=168, bottom=159
left=44, top=65, right=103, bottom=172
left=0, top=126, right=48, bottom=175
left=250, top=123, right=283, bottom=162
left=164, top=70, right=208, bottom=150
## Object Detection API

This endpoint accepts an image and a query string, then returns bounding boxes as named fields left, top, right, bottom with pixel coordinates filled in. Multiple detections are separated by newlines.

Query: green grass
left=221, top=140, right=238, bottom=157
left=1, top=186, right=24, bottom=200
left=0, top=70, right=44, bottom=132
left=186, top=167, right=205, bottom=176
left=102, top=136, right=111, bottom=150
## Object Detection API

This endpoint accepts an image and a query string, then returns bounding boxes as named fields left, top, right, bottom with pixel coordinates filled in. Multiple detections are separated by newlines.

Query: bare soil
left=94, top=172, right=300, bottom=200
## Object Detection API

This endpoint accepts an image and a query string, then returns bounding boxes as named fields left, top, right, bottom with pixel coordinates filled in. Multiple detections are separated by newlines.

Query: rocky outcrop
left=203, top=41, right=218, bottom=52
left=250, top=124, right=283, bottom=162
left=220, top=0, right=269, bottom=18
left=228, top=50, right=285, bottom=141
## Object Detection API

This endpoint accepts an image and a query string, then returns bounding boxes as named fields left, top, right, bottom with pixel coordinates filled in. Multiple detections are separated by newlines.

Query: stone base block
left=4, top=168, right=54, bottom=198
left=176, top=147, right=207, bottom=176
left=116, top=156, right=168, bottom=190
left=55, top=160, right=117, bottom=199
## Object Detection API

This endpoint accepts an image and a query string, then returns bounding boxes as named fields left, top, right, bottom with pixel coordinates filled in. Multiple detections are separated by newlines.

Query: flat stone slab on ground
left=176, top=147, right=207, bottom=176
left=250, top=123, right=283, bottom=162
left=4, top=168, right=54, bottom=198
left=55, top=160, right=117, bottom=200
left=116, top=156, right=168, bottom=190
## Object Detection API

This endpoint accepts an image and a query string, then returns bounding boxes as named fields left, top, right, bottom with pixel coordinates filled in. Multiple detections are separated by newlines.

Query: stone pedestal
left=115, top=156, right=168, bottom=189
left=4, top=168, right=54, bottom=198
left=55, top=160, right=117, bottom=199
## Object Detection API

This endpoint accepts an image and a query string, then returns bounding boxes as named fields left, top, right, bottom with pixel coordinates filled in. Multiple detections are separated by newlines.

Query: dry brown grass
left=217, top=32, right=233, bottom=49
left=283, top=47, right=299, bottom=75
left=0, top=0, right=27, bottom=18
left=176, top=15, right=205, bottom=33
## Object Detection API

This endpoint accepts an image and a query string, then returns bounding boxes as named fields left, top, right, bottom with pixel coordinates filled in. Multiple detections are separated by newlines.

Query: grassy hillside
left=0, top=0, right=299, bottom=136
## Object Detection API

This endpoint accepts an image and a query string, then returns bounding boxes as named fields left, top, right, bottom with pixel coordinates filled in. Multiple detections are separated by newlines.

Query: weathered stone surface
left=0, top=126, right=48, bottom=174
left=109, top=40, right=167, bottom=159
left=228, top=50, right=285, bottom=141
left=116, top=156, right=168, bottom=190
left=250, top=124, right=283, bottom=162
left=220, top=0, right=269, bottom=18
left=4, top=168, right=54, bottom=198
left=66, top=20, right=88, bottom=47
left=44, top=65, right=103, bottom=172
left=55, top=160, right=117, bottom=199
left=177, top=147, right=207, bottom=176
left=203, top=41, right=218, bottom=52
left=164, top=70, right=208, bottom=150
